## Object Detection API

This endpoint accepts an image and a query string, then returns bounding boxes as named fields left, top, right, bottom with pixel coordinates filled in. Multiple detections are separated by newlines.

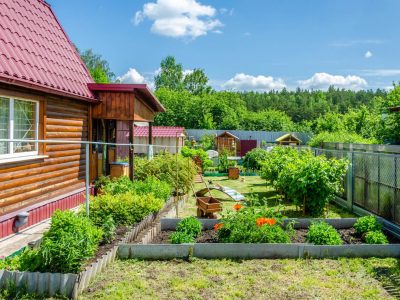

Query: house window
left=0, top=96, right=39, bottom=158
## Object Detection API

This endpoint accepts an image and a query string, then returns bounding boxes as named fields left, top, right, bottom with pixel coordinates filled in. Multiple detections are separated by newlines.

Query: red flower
left=233, top=203, right=243, bottom=211
left=214, top=223, right=224, bottom=231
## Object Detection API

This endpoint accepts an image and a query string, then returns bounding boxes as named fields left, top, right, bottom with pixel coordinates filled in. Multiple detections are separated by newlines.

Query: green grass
left=81, top=258, right=399, bottom=300
left=180, top=176, right=355, bottom=218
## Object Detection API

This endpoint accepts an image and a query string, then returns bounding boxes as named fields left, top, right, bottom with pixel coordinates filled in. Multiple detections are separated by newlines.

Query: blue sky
left=49, top=0, right=400, bottom=91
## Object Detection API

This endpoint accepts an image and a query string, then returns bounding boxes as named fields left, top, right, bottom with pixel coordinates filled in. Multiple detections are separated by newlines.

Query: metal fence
left=314, top=148, right=400, bottom=225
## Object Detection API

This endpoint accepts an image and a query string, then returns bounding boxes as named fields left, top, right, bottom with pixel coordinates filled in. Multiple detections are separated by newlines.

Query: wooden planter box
left=228, top=167, right=240, bottom=180
left=196, top=197, right=222, bottom=218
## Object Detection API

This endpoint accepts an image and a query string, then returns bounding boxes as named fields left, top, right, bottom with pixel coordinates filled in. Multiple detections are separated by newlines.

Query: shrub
left=101, top=215, right=116, bottom=244
left=134, top=153, right=197, bottom=194
left=170, top=231, right=195, bottom=244
left=365, top=231, right=388, bottom=244
left=39, top=210, right=103, bottom=273
left=101, top=176, right=134, bottom=195
left=354, top=215, right=382, bottom=235
left=89, top=192, right=163, bottom=227
left=133, top=176, right=172, bottom=202
left=307, top=131, right=377, bottom=147
left=181, top=146, right=213, bottom=169
left=217, top=206, right=291, bottom=243
left=242, top=148, right=269, bottom=170
left=175, top=216, right=202, bottom=238
left=260, top=146, right=299, bottom=186
left=276, top=153, right=348, bottom=216
left=306, top=221, right=342, bottom=245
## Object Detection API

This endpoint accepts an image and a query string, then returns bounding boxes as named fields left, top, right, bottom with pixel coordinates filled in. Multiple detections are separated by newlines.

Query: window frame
left=0, top=95, right=39, bottom=159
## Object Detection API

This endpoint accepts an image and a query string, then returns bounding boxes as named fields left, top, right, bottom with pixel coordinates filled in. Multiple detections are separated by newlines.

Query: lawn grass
left=81, top=258, right=399, bottom=300
left=179, top=176, right=355, bottom=218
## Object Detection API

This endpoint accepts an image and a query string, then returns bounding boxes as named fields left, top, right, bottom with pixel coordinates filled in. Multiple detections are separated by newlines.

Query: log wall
left=0, top=87, right=89, bottom=215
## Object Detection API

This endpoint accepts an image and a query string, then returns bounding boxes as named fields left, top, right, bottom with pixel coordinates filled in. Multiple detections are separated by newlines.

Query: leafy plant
left=133, top=176, right=172, bottom=202
left=354, top=215, right=382, bottom=235
left=89, top=192, right=163, bottom=227
left=242, top=148, right=269, bottom=170
left=181, top=146, right=213, bottom=169
left=276, top=152, right=348, bottom=216
left=217, top=206, right=291, bottom=243
left=365, top=231, right=388, bottom=244
left=170, top=231, right=195, bottom=244
left=39, top=210, right=103, bottom=273
left=175, top=216, right=202, bottom=238
left=101, top=215, right=116, bottom=244
left=306, top=221, right=342, bottom=245
left=134, top=153, right=197, bottom=194
left=101, top=176, right=134, bottom=195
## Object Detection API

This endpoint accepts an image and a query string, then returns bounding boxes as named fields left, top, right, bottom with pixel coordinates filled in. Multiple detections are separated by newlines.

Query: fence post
left=347, top=151, right=354, bottom=212
left=85, top=143, right=90, bottom=216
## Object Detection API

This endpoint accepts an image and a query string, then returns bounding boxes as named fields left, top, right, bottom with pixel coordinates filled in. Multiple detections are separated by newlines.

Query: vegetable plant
left=175, top=216, right=202, bottom=238
left=354, top=215, right=382, bottom=235
left=170, top=231, right=195, bottom=244
left=101, top=215, right=116, bottom=244
left=133, top=176, right=172, bottom=202
left=306, top=221, right=342, bottom=245
left=365, top=231, right=388, bottom=244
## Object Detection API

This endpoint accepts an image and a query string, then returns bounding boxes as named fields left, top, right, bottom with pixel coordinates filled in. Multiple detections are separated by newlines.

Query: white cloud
left=222, top=73, right=286, bottom=91
left=117, top=68, right=146, bottom=84
left=134, top=0, right=223, bottom=39
left=361, top=69, right=400, bottom=76
left=364, top=50, right=373, bottom=58
left=298, top=73, right=368, bottom=90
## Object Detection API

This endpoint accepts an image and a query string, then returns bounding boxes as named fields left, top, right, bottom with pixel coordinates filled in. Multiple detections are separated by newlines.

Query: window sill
left=0, top=155, right=49, bottom=165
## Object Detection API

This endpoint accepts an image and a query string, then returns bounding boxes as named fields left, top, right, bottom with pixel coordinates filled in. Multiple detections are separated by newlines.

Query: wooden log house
left=0, top=0, right=164, bottom=238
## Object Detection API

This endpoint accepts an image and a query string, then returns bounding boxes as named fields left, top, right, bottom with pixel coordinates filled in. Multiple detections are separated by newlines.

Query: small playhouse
left=275, top=133, right=302, bottom=146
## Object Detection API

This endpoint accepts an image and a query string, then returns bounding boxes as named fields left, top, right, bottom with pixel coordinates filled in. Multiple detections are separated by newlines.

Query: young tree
left=154, top=56, right=184, bottom=91
left=79, top=49, right=115, bottom=83
left=183, top=69, right=212, bottom=95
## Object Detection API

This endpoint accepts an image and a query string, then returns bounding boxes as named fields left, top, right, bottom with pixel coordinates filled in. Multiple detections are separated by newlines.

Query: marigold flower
left=233, top=203, right=242, bottom=211
left=214, top=223, right=224, bottom=231
left=256, top=217, right=276, bottom=227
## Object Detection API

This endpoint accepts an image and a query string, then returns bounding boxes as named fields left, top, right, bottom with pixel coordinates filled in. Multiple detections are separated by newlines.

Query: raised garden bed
left=118, top=218, right=400, bottom=259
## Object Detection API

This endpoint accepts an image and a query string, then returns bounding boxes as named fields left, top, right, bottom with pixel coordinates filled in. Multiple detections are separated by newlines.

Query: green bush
left=276, top=152, right=348, bottom=216
left=306, top=221, right=342, bottom=245
left=217, top=206, right=291, bottom=243
left=134, top=153, right=197, bottom=194
left=354, top=215, right=382, bottom=235
left=181, top=146, right=213, bottom=169
left=175, top=216, right=202, bottom=238
left=242, top=148, right=269, bottom=170
left=170, top=231, right=195, bottom=244
left=101, top=176, right=134, bottom=195
left=39, top=210, right=103, bottom=273
left=365, top=231, right=388, bottom=244
left=89, top=192, right=163, bottom=227
left=307, top=131, right=377, bottom=147
left=133, top=176, right=172, bottom=202
left=260, top=146, right=299, bottom=186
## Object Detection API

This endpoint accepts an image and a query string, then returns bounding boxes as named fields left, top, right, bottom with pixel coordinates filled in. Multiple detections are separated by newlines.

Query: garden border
left=0, top=195, right=187, bottom=299
left=117, top=217, right=400, bottom=260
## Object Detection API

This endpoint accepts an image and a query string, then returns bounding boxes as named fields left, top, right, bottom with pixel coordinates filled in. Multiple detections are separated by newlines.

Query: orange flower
left=233, top=203, right=243, bottom=211
left=256, top=218, right=276, bottom=227
left=214, top=223, right=224, bottom=231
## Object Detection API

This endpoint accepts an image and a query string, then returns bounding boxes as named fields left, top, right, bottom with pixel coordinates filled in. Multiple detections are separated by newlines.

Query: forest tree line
left=79, top=50, right=400, bottom=145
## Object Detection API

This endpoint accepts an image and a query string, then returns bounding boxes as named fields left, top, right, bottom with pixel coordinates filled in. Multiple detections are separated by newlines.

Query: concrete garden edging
left=0, top=195, right=182, bottom=299
left=116, top=217, right=400, bottom=260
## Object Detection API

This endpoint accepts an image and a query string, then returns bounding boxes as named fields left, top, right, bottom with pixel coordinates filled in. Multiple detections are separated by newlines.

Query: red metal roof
left=134, top=126, right=186, bottom=137
left=88, top=83, right=166, bottom=112
left=0, top=0, right=95, bottom=101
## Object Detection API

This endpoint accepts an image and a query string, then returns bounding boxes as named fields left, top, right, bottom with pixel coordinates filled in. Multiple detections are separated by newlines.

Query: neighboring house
left=0, top=0, right=164, bottom=238
left=116, top=126, right=186, bottom=157
left=275, top=133, right=302, bottom=145
left=187, top=129, right=310, bottom=156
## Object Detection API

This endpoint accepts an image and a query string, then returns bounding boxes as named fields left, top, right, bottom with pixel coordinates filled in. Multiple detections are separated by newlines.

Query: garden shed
left=275, top=133, right=302, bottom=145
left=216, top=132, right=241, bottom=156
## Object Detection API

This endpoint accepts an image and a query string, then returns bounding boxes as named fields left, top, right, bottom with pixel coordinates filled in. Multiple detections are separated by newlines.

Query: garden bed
left=118, top=218, right=400, bottom=260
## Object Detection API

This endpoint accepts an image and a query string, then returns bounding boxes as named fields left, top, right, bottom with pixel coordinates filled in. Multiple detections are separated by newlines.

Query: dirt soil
left=152, top=228, right=398, bottom=245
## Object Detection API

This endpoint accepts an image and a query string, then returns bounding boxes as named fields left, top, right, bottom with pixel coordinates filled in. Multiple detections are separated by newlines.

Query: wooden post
left=129, top=121, right=134, bottom=181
